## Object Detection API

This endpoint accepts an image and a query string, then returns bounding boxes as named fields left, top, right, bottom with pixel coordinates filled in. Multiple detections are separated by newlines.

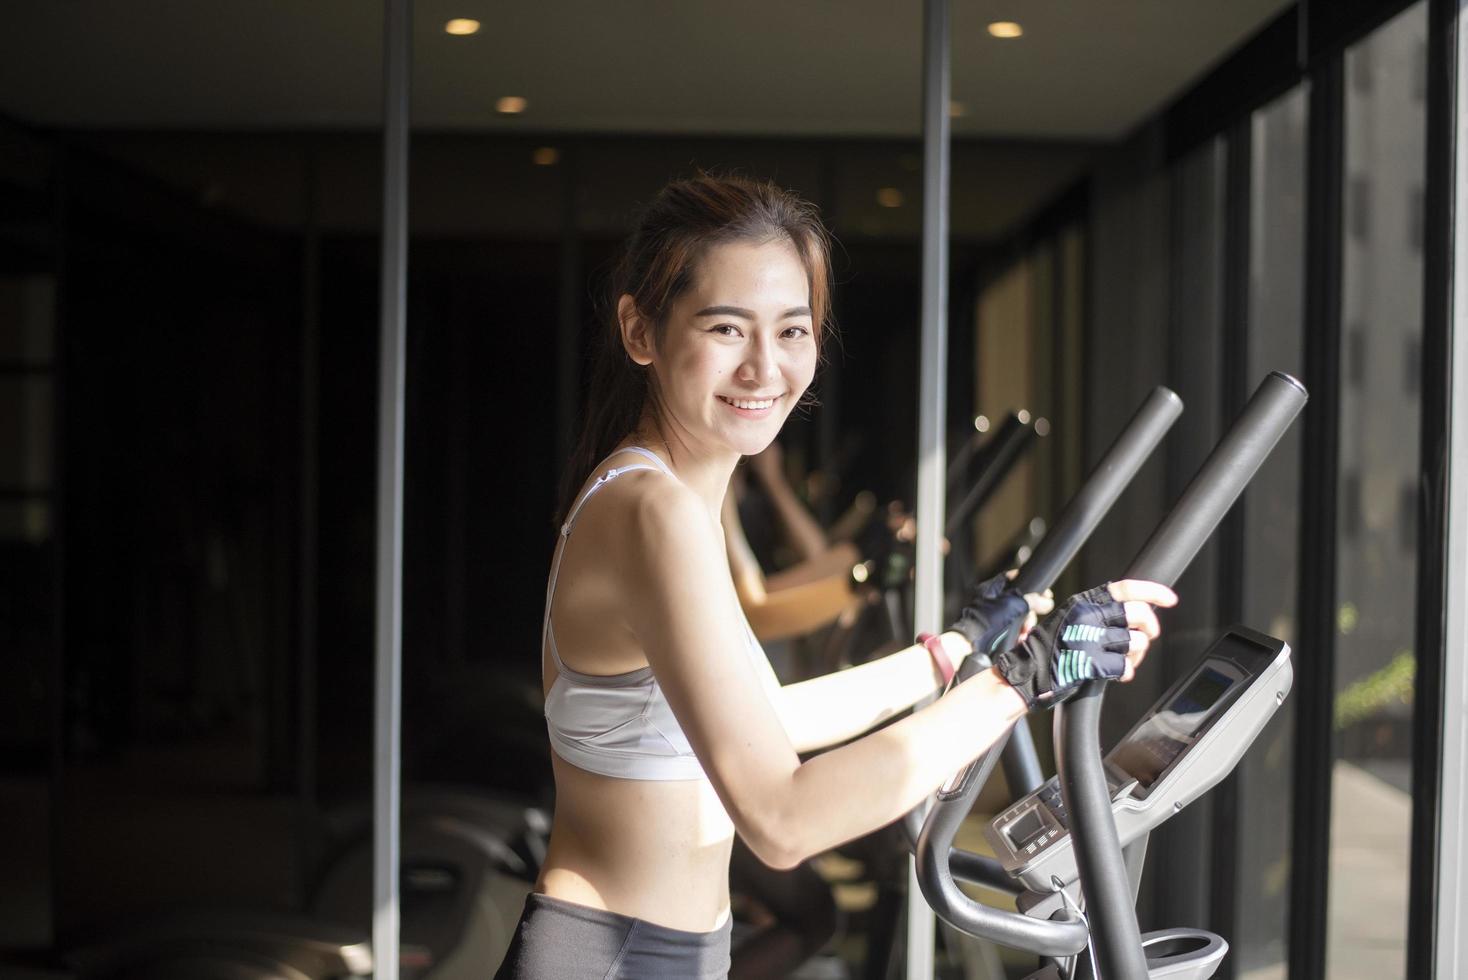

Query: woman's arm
left=763, top=542, right=860, bottom=591
left=743, top=576, right=860, bottom=642
left=757, top=574, right=1054, bottom=752
left=775, top=632, right=972, bottom=752
left=747, top=445, right=829, bottom=562
left=723, top=492, right=856, bottom=640
left=626, top=482, right=1034, bottom=870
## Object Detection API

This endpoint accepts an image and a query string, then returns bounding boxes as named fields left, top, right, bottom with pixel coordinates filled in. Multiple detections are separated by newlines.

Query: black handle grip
left=1124, top=372, right=1307, bottom=585
left=955, top=386, right=1182, bottom=685
left=945, top=414, right=1036, bottom=539
left=1011, top=386, right=1182, bottom=596
left=946, top=411, right=1020, bottom=500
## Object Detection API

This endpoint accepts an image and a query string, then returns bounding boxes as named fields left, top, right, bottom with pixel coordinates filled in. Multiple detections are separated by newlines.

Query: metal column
left=908, top=0, right=951, bottom=976
left=374, top=0, right=410, bottom=978
left=1433, top=3, right=1466, bottom=974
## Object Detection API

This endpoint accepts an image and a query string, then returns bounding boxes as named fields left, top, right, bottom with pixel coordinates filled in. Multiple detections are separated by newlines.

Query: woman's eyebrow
left=689, top=303, right=751, bottom=319
left=693, top=304, right=812, bottom=319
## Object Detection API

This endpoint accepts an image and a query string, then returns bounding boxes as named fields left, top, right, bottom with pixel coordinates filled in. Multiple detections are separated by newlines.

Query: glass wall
left=969, top=224, right=1085, bottom=599
left=974, top=259, right=1037, bottom=575
left=1235, top=82, right=1309, bottom=980
left=1328, top=3, right=1428, bottom=977
left=1148, top=135, right=1230, bottom=933
left=0, top=4, right=385, bottom=950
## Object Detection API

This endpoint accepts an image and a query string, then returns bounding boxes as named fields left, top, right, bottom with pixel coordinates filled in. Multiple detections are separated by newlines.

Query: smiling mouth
left=718, top=395, right=780, bottom=411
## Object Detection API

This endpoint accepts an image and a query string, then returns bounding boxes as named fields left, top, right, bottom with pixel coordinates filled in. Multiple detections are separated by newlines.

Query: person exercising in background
left=723, top=441, right=864, bottom=645
left=494, top=174, right=1176, bottom=980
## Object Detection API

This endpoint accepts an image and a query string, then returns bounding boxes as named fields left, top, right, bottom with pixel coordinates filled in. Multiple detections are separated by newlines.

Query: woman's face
left=626, top=238, right=818, bottom=460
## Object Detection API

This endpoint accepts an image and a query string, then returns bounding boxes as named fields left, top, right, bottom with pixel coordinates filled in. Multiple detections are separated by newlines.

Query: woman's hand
left=999, top=568, right=1054, bottom=641
left=991, top=579, right=1178, bottom=708
left=949, top=573, right=1032, bottom=662
left=1104, top=578, right=1175, bottom=681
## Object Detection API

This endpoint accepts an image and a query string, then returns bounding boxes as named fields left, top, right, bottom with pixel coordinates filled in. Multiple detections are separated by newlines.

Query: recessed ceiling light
left=496, top=96, right=528, bottom=115
left=988, top=21, right=1023, bottom=39
left=876, top=187, right=904, bottom=209
left=948, top=100, right=967, bottom=118
left=445, top=18, right=480, bottom=36
left=532, top=147, right=559, bottom=166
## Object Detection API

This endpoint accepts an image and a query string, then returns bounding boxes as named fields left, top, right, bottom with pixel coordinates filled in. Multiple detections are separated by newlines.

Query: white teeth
left=726, top=397, right=775, bottom=410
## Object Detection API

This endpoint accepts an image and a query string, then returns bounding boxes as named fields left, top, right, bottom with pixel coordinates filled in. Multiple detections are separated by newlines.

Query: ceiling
left=1, top=0, right=1292, bottom=139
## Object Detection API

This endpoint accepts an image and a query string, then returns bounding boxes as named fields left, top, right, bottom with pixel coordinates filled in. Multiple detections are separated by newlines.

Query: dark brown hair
left=556, top=173, right=835, bottom=524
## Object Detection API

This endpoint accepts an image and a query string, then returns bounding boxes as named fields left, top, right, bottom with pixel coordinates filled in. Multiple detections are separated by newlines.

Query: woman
left=494, top=175, right=1175, bottom=979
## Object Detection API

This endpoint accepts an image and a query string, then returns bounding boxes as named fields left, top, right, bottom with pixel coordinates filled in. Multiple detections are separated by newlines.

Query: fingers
left=1025, top=591, right=1055, bottom=617
left=1108, top=581, right=1172, bottom=672
left=1019, top=610, right=1039, bottom=641
left=1111, top=627, right=1152, bottom=685
left=1107, top=579, right=1178, bottom=608
left=1121, top=636, right=1149, bottom=682
left=1124, top=600, right=1161, bottom=639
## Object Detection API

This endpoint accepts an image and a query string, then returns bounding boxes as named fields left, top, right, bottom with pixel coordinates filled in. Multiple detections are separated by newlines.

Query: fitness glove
left=993, top=585, right=1132, bottom=709
left=949, top=573, right=1033, bottom=671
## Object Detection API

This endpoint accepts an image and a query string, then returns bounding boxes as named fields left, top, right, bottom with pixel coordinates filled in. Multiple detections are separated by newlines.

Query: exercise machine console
left=987, top=627, right=1292, bottom=895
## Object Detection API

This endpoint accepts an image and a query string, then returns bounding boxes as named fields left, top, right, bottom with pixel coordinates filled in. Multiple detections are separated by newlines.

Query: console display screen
left=1005, top=807, right=1049, bottom=849
left=1109, top=666, right=1236, bottom=790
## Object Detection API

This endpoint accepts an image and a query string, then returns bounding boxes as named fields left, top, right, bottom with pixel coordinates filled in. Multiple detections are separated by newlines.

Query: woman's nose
left=739, top=338, right=780, bottom=384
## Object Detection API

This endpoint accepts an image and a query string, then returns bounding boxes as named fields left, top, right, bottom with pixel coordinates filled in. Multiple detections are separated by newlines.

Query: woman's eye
left=783, top=325, right=812, bottom=340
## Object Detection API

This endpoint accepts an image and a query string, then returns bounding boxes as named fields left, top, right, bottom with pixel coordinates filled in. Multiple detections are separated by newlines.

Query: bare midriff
left=535, top=752, right=735, bottom=933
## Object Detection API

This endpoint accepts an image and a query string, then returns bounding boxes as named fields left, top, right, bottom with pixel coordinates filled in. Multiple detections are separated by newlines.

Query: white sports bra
left=542, top=447, right=776, bottom=781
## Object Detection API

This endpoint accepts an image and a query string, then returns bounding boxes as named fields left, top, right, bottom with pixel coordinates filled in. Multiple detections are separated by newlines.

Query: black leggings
left=493, top=892, right=732, bottom=980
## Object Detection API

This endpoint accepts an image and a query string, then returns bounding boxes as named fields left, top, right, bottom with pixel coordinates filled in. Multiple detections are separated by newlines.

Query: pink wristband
left=916, top=631, right=956, bottom=687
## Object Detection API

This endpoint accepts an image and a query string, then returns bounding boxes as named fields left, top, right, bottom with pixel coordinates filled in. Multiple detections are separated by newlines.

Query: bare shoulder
left=606, top=470, right=721, bottom=570
left=566, top=462, right=714, bottom=560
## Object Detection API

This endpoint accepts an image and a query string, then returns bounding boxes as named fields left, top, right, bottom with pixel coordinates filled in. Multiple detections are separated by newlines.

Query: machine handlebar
left=1010, top=387, right=1181, bottom=597
left=914, top=386, right=1181, bottom=955
left=1056, top=371, right=1307, bottom=977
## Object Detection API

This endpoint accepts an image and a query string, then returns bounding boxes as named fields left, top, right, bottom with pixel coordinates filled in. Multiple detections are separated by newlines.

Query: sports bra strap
left=559, top=447, right=673, bottom=535
left=615, top=445, right=675, bottom=478
left=544, top=447, right=675, bottom=673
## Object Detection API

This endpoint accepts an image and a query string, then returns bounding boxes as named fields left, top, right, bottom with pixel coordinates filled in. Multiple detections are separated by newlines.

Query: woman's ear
left=617, top=295, right=655, bottom=366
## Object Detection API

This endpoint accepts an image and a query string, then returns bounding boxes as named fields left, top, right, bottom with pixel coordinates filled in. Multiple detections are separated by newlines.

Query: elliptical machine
left=914, top=371, right=1308, bottom=980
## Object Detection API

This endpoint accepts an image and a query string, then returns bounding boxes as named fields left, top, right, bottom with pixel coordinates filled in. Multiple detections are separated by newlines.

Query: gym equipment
left=945, top=412, right=1039, bottom=541
left=66, top=913, right=379, bottom=979
left=837, top=411, right=1040, bottom=664
left=916, top=371, right=1307, bottom=980
left=871, top=386, right=1183, bottom=977
left=64, top=787, right=547, bottom=980
left=987, top=627, right=1290, bottom=896
left=308, top=787, right=549, bottom=979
